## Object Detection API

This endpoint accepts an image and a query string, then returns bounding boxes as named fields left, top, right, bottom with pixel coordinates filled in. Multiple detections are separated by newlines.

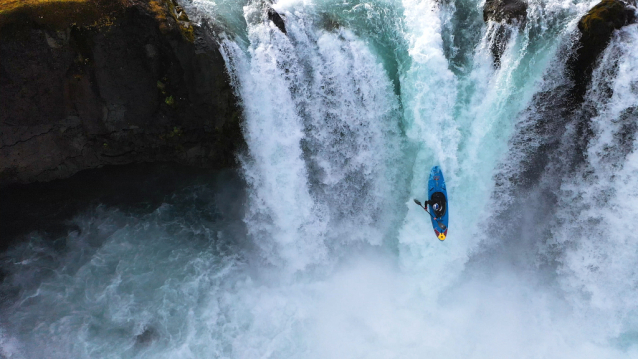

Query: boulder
left=267, top=7, right=286, bottom=34
left=483, top=0, right=528, bottom=24
left=486, top=24, right=512, bottom=68
left=483, top=0, right=528, bottom=67
left=569, top=0, right=636, bottom=99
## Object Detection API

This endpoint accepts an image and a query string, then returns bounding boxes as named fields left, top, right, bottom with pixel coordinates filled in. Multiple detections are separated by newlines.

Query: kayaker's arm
left=413, top=199, right=445, bottom=226
left=413, top=199, right=432, bottom=213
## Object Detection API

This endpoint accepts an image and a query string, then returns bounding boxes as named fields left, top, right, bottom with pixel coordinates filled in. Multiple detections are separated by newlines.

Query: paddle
left=413, top=199, right=447, bottom=231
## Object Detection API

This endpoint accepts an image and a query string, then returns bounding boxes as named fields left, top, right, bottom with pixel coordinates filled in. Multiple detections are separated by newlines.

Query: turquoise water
left=2, top=0, right=638, bottom=357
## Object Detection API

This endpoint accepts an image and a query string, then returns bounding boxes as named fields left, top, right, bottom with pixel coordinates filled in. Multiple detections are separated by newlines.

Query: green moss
left=0, top=0, right=125, bottom=30
left=159, top=126, right=184, bottom=144
left=164, top=95, right=175, bottom=107
left=148, top=0, right=195, bottom=42
left=0, top=0, right=87, bottom=14
left=169, top=126, right=183, bottom=137
left=0, top=0, right=195, bottom=39
left=178, top=21, right=194, bottom=42
left=579, top=0, right=629, bottom=33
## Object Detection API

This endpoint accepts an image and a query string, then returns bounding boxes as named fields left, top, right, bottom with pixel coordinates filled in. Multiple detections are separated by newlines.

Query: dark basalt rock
left=135, top=326, right=160, bottom=347
left=483, top=0, right=527, bottom=67
left=483, top=0, right=528, bottom=24
left=0, top=0, right=245, bottom=187
left=267, top=7, right=287, bottom=34
left=568, top=0, right=636, bottom=100
left=486, top=24, right=512, bottom=68
left=492, top=0, right=637, bottom=199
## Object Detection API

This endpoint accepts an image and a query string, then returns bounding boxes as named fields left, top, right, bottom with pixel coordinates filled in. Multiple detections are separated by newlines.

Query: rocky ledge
left=483, top=0, right=527, bottom=24
left=483, top=0, right=528, bottom=67
left=569, top=0, right=636, bottom=100
left=0, top=0, right=244, bottom=187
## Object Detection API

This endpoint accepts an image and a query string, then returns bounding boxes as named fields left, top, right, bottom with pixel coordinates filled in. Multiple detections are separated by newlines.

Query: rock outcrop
left=0, top=0, right=244, bottom=186
left=569, top=0, right=636, bottom=100
left=267, top=7, right=286, bottom=34
left=483, top=0, right=528, bottom=67
left=483, top=0, right=528, bottom=24
left=494, top=0, right=637, bottom=199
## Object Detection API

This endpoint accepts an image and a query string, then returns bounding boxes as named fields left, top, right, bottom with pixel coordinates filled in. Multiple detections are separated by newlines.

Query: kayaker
left=422, top=198, right=445, bottom=218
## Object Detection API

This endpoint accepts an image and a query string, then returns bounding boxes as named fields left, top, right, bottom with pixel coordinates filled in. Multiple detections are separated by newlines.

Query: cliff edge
left=0, top=0, right=244, bottom=186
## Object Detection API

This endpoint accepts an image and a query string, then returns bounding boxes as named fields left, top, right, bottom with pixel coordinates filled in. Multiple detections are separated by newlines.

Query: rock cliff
left=569, top=0, right=636, bottom=100
left=483, top=0, right=528, bottom=67
left=0, top=0, right=244, bottom=186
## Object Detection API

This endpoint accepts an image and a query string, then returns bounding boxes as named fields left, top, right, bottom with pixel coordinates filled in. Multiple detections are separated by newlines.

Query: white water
left=2, top=0, right=638, bottom=358
left=552, top=26, right=638, bottom=339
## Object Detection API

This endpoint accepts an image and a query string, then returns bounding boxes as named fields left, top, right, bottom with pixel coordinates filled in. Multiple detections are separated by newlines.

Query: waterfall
left=218, top=1, right=407, bottom=272
left=1, top=0, right=637, bottom=357
left=551, top=26, right=638, bottom=338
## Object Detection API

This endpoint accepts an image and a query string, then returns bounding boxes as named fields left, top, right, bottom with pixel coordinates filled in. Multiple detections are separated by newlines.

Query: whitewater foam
left=1, top=0, right=638, bottom=358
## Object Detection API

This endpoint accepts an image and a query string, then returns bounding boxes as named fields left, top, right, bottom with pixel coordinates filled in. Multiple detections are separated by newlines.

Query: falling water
left=1, top=0, right=637, bottom=357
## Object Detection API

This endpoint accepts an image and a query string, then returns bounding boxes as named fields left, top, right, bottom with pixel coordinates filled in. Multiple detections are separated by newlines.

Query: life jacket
left=430, top=191, right=446, bottom=217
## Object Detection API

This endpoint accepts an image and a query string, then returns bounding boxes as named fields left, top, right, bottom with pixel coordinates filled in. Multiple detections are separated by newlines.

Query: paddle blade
left=413, top=199, right=422, bottom=206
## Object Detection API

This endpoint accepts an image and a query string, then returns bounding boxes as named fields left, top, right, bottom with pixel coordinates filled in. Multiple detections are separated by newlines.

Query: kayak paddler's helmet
left=433, top=203, right=440, bottom=212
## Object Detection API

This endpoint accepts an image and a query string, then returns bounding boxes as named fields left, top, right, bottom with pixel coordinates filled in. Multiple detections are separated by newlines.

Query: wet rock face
left=486, top=24, right=512, bottom=68
left=569, top=0, right=636, bottom=99
left=0, top=0, right=244, bottom=186
left=483, top=0, right=527, bottom=67
left=267, top=7, right=286, bottom=34
left=494, top=0, right=637, bottom=198
left=483, top=0, right=528, bottom=24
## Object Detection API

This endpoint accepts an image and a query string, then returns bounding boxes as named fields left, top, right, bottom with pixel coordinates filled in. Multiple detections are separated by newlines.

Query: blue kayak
left=428, top=166, right=449, bottom=241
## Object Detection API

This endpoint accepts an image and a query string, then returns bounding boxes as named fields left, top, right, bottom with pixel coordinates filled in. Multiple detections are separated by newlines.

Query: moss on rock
left=0, top=0, right=195, bottom=42
left=579, top=0, right=635, bottom=33
left=0, top=0, right=126, bottom=30
left=148, top=0, right=194, bottom=42
left=569, top=0, right=636, bottom=99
